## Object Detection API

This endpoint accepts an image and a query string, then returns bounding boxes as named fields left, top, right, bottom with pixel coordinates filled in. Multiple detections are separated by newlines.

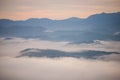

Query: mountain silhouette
left=17, top=48, right=120, bottom=59
left=0, top=12, right=120, bottom=42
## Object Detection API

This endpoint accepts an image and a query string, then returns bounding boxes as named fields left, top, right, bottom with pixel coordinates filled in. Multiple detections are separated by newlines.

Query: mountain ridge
left=17, top=48, right=120, bottom=59
left=0, top=12, right=120, bottom=42
left=0, top=12, right=120, bottom=21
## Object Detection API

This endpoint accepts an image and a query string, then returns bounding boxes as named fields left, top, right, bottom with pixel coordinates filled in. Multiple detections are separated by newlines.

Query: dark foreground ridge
left=17, top=48, right=120, bottom=59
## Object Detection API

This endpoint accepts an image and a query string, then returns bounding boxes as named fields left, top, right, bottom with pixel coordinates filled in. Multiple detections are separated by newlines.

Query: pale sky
left=0, top=0, right=120, bottom=20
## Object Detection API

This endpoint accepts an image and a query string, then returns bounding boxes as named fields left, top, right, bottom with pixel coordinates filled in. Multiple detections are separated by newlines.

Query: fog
left=0, top=37, right=120, bottom=80
left=0, top=37, right=120, bottom=57
left=0, top=57, right=120, bottom=80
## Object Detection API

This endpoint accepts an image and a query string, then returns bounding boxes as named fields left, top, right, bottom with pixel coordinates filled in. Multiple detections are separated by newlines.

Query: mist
left=0, top=57, right=120, bottom=80
left=0, top=37, right=120, bottom=80
left=0, top=37, right=120, bottom=57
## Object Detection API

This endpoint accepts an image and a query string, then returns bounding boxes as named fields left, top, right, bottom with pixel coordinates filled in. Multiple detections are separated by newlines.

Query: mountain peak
left=26, top=18, right=52, bottom=22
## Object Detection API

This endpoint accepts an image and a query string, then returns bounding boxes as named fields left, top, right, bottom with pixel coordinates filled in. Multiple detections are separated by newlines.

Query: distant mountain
left=81, top=12, right=120, bottom=33
left=0, top=12, right=120, bottom=31
left=0, top=25, right=46, bottom=38
left=0, top=12, right=120, bottom=42
left=17, top=48, right=120, bottom=59
left=0, top=19, right=14, bottom=27
left=0, top=17, right=84, bottom=30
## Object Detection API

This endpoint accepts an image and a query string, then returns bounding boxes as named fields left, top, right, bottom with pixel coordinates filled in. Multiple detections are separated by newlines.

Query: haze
left=0, top=0, right=120, bottom=20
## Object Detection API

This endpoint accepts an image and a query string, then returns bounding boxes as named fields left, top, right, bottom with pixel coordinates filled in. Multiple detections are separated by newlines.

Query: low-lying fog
left=0, top=37, right=120, bottom=80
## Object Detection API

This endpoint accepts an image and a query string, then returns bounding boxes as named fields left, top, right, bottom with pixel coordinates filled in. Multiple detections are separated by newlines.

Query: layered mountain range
left=0, top=12, right=120, bottom=43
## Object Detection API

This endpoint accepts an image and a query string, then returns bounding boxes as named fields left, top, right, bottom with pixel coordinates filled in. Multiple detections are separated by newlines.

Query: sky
left=0, top=0, right=120, bottom=20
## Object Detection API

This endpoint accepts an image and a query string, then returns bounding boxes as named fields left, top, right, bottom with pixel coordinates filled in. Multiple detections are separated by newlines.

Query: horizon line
left=0, top=11, right=120, bottom=21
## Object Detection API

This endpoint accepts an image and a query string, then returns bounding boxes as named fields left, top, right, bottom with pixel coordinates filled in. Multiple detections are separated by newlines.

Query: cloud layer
left=0, top=37, right=120, bottom=57
left=0, top=57, right=120, bottom=80
left=0, top=37, right=120, bottom=80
